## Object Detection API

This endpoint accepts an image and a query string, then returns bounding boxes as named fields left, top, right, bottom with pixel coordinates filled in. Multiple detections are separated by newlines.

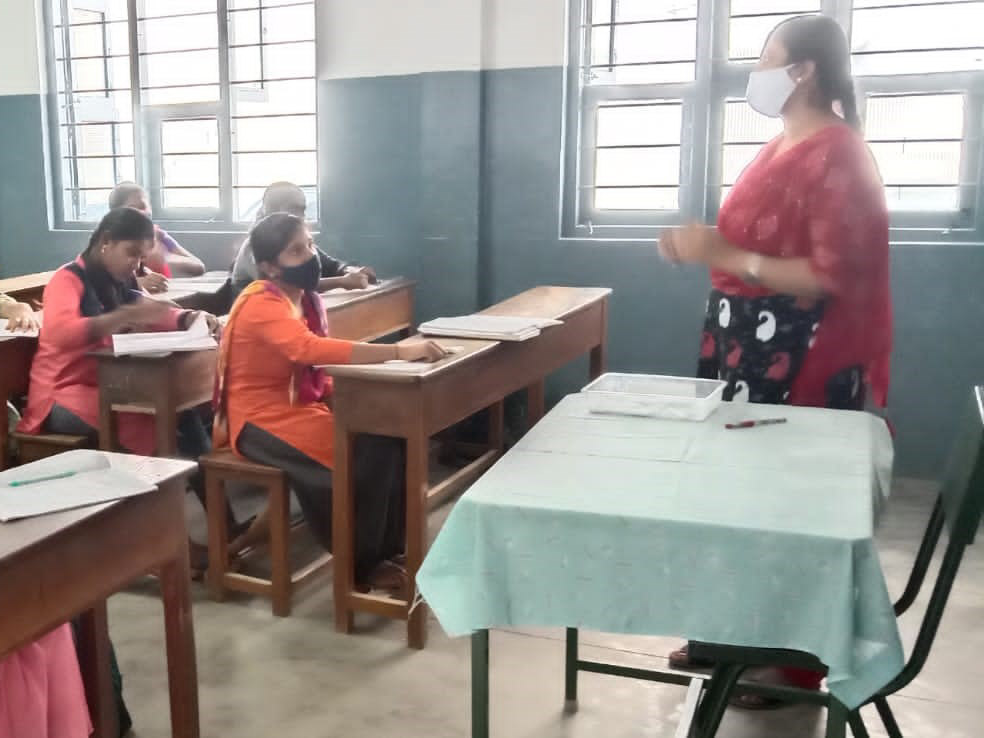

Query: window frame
left=563, top=0, right=984, bottom=242
left=43, top=0, right=318, bottom=230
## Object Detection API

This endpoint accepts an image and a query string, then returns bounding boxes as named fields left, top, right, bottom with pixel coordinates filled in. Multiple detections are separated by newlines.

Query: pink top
left=17, top=258, right=183, bottom=455
left=0, top=624, right=91, bottom=738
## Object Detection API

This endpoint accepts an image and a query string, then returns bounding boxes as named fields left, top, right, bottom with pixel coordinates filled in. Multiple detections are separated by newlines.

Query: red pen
left=725, top=418, right=787, bottom=430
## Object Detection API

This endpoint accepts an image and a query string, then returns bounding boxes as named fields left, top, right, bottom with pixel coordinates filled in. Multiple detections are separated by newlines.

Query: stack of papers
left=0, top=316, right=41, bottom=340
left=418, top=315, right=562, bottom=342
left=111, top=313, right=216, bottom=356
left=0, top=451, right=156, bottom=522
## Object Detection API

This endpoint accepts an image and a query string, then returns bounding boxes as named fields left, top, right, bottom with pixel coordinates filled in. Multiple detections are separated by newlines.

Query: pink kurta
left=17, top=260, right=183, bottom=455
left=0, top=625, right=91, bottom=738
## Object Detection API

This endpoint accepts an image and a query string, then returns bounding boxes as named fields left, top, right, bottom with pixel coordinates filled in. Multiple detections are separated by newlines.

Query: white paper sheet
left=418, top=314, right=561, bottom=341
left=111, top=313, right=217, bottom=356
left=0, top=451, right=156, bottom=521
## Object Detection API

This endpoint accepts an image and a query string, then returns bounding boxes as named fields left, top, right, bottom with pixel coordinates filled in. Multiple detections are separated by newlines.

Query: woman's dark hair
left=773, top=15, right=861, bottom=130
left=84, top=207, right=155, bottom=255
left=249, top=212, right=306, bottom=268
left=256, top=181, right=305, bottom=222
left=108, top=181, right=146, bottom=209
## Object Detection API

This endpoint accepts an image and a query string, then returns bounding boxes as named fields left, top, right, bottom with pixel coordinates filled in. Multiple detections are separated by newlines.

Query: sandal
left=730, top=693, right=788, bottom=711
left=363, top=560, right=409, bottom=600
left=668, top=644, right=715, bottom=671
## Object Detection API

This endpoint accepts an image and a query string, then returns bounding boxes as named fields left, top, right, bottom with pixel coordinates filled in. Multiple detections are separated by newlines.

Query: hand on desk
left=397, top=340, right=449, bottom=363
left=2, top=301, right=40, bottom=332
left=346, top=265, right=378, bottom=284
left=137, top=271, right=169, bottom=294
left=339, top=271, right=371, bottom=290
left=113, top=299, right=173, bottom=332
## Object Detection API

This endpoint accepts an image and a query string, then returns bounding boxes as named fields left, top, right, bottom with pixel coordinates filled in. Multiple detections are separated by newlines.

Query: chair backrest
left=939, top=386, right=984, bottom=545
left=881, top=386, right=984, bottom=697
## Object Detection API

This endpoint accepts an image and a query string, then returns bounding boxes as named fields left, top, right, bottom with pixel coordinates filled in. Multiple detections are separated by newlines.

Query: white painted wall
left=2, top=0, right=566, bottom=95
left=316, top=0, right=567, bottom=79
left=0, top=0, right=44, bottom=95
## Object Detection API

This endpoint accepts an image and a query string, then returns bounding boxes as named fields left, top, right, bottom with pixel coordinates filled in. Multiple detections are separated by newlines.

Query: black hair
left=256, top=181, right=305, bottom=222
left=772, top=15, right=861, bottom=130
left=108, top=181, right=146, bottom=209
left=249, top=212, right=306, bottom=271
left=84, top=207, right=155, bottom=255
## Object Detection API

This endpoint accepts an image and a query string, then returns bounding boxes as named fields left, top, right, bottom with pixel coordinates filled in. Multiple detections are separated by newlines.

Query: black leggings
left=236, top=423, right=406, bottom=582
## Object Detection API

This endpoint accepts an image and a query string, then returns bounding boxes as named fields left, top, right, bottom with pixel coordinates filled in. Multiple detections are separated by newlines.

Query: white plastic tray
left=581, top=373, right=726, bottom=421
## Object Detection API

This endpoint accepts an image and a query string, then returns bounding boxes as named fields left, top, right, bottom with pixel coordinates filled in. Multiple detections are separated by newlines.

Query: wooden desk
left=0, top=336, right=38, bottom=469
left=94, top=349, right=216, bottom=456
left=327, top=286, right=610, bottom=648
left=0, top=270, right=56, bottom=305
left=0, top=453, right=200, bottom=738
left=321, top=277, right=415, bottom=341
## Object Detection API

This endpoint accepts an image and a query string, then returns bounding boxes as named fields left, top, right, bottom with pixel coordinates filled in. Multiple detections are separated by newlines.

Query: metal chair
left=686, top=386, right=984, bottom=737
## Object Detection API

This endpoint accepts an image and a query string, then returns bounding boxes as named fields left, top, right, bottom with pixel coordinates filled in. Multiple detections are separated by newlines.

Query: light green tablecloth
left=417, top=394, right=902, bottom=710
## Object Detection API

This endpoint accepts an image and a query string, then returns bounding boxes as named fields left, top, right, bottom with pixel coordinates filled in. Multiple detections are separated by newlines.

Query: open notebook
left=0, top=450, right=155, bottom=522
left=111, top=312, right=217, bottom=356
left=418, top=315, right=562, bottom=342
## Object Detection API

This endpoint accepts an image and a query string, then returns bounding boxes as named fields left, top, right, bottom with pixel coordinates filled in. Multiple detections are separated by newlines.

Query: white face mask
left=746, top=64, right=797, bottom=118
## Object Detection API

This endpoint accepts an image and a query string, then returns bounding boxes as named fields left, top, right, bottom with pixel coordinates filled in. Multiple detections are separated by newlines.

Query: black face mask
left=278, top=254, right=321, bottom=292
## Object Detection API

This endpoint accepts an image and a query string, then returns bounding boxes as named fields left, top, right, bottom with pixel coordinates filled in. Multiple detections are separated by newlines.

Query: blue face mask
left=279, top=254, right=321, bottom=292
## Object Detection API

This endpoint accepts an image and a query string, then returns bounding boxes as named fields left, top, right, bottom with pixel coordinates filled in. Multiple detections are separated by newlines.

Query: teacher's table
left=417, top=393, right=903, bottom=737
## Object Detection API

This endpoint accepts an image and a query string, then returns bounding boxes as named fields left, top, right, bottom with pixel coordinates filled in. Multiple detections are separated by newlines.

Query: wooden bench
left=201, top=448, right=332, bottom=616
left=1, top=336, right=92, bottom=469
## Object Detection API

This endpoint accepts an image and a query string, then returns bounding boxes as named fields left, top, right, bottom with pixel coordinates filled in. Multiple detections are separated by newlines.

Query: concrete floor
left=109, top=477, right=983, bottom=737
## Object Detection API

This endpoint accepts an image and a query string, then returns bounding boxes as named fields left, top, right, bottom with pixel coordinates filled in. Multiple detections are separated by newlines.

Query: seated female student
left=0, top=624, right=90, bottom=738
left=0, top=292, right=41, bottom=332
left=228, top=181, right=375, bottom=305
left=109, top=182, right=207, bottom=293
left=16, top=206, right=216, bottom=460
left=214, top=213, right=446, bottom=594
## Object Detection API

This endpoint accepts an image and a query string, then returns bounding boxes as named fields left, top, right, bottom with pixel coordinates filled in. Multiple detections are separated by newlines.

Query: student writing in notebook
left=16, top=207, right=217, bottom=459
left=228, top=181, right=375, bottom=305
left=0, top=292, right=40, bottom=332
left=214, top=213, right=445, bottom=595
left=109, top=181, right=207, bottom=292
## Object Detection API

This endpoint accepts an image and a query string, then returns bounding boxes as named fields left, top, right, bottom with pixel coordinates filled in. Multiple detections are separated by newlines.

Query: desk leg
left=406, top=428, right=429, bottom=649
left=488, top=400, right=504, bottom=453
left=527, top=381, right=545, bottom=427
left=155, top=383, right=178, bottom=457
left=76, top=601, right=117, bottom=738
left=564, top=628, right=579, bottom=712
left=332, top=422, right=356, bottom=634
left=159, top=481, right=200, bottom=738
left=98, top=397, right=118, bottom=452
left=472, top=629, right=490, bottom=738
left=590, top=299, right=608, bottom=379
left=825, top=699, right=848, bottom=738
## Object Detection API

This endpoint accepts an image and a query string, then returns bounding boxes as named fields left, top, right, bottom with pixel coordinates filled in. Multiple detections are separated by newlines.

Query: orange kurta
left=217, top=283, right=353, bottom=467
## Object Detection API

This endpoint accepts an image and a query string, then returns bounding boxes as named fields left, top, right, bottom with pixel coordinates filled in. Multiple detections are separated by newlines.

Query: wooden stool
left=12, top=431, right=93, bottom=464
left=201, top=448, right=332, bottom=616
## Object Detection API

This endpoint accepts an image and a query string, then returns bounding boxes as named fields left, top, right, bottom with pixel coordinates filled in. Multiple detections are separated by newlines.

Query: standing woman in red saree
left=660, top=15, right=892, bottom=705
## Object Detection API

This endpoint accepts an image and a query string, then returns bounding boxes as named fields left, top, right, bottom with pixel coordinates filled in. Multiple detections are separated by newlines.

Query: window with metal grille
left=565, top=0, right=984, bottom=240
left=47, top=0, right=317, bottom=226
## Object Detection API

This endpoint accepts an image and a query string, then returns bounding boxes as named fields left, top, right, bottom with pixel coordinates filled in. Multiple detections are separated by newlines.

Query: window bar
left=127, top=0, right=145, bottom=189
left=98, top=10, right=121, bottom=187
left=217, top=0, right=234, bottom=220
left=59, top=0, right=81, bottom=219
left=258, top=0, right=266, bottom=89
left=607, top=0, right=617, bottom=70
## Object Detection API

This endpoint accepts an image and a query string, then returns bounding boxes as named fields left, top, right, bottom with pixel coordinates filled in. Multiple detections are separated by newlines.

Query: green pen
left=8, top=470, right=77, bottom=487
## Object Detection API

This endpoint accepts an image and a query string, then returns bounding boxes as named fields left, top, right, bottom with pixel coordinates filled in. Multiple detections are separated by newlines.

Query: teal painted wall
left=2, top=68, right=982, bottom=478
